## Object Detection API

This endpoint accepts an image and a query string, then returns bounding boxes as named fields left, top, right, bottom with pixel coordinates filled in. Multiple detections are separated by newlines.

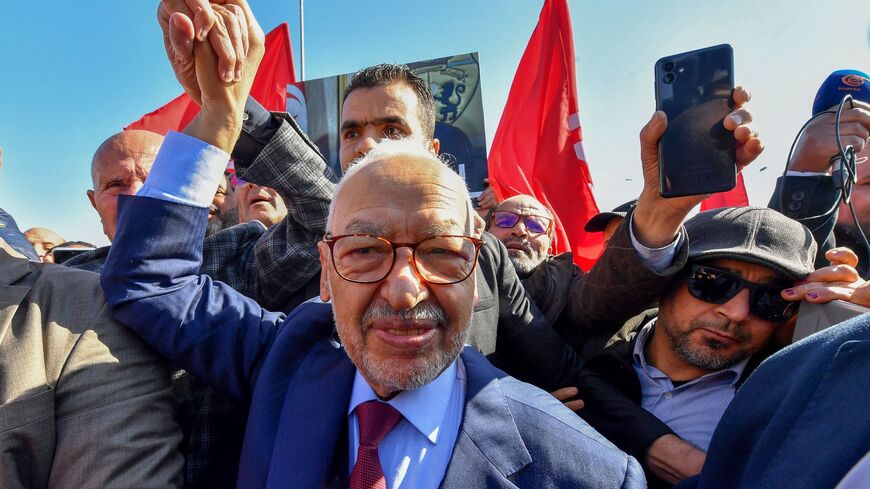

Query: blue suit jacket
left=101, top=195, right=644, bottom=489
left=676, top=313, right=870, bottom=489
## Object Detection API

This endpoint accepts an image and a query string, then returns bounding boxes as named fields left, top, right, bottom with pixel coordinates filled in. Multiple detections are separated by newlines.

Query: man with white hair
left=103, top=129, right=645, bottom=486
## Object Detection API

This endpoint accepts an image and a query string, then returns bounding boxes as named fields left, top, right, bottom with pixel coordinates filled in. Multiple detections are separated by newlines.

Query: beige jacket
left=0, top=247, right=183, bottom=488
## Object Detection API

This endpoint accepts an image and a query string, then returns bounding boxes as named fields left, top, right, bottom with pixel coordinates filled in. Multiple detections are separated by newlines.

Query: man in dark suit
left=768, top=70, right=870, bottom=276
left=100, top=19, right=646, bottom=481
left=676, top=308, right=870, bottom=489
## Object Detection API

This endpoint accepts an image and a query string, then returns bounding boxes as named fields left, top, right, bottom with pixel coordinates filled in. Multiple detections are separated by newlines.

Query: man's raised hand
left=159, top=0, right=251, bottom=104
left=632, top=87, right=763, bottom=248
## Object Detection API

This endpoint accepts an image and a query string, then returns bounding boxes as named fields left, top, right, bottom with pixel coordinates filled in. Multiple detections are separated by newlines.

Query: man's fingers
left=213, top=5, right=245, bottom=82
left=563, top=399, right=585, bottom=412
left=640, top=111, right=667, bottom=164
left=826, top=247, right=860, bottom=268
left=186, top=0, right=216, bottom=40
left=733, top=124, right=759, bottom=142
left=225, top=4, right=249, bottom=58
left=206, top=13, right=235, bottom=83
left=736, top=136, right=764, bottom=170
left=732, top=86, right=751, bottom=107
left=168, top=12, right=195, bottom=65
left=723, top=108, right=753, bottom=130
left=550, top=386, right=578, bottom=401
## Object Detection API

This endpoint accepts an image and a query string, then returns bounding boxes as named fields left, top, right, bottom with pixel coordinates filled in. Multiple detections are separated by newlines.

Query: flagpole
left=299, top=0, right=305, bottom=80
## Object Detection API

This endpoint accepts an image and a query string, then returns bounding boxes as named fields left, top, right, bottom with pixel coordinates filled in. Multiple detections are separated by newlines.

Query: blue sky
left=1, top=1, right=868, bottom=246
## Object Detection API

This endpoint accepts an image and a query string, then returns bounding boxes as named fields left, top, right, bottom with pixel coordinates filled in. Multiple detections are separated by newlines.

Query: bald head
left=24, top=227, right=66, bottom=260
left=91, top=130, right=164, bottom=186
left=87, top=130, right=164, bottom=241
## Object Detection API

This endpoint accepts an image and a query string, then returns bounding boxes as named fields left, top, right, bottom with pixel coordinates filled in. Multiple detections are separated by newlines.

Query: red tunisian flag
left=700, top=173, right=750, bottom=211
left=126, top=23, right=296, bottom=134
left=487, top=0, right=603, bottom=271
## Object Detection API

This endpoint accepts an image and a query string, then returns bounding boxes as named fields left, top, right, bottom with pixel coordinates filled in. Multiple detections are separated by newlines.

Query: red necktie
left=349, top=400, right=403, bottom=489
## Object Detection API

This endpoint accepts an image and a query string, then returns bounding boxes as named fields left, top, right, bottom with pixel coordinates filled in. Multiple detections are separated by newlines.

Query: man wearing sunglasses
left=575, top=206, right=819, bottom=488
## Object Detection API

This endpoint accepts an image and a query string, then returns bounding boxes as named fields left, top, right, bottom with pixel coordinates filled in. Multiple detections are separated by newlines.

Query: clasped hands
left=158, top=0, right=265, bottom=152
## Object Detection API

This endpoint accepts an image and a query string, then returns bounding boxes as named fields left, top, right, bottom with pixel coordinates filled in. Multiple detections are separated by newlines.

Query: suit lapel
left=440, top=349, right=532, bottom=488
left=266, top=340, right=355, bottom=489
left=0, top=252, right=33, bottom=347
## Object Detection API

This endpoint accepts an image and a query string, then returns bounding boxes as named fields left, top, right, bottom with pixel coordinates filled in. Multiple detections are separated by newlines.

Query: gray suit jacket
left=0, top=247, right=182, bottom=489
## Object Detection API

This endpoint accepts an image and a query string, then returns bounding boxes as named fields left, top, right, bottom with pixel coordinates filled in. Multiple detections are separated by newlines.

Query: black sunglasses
left=687, top=264, right=798, bottom=323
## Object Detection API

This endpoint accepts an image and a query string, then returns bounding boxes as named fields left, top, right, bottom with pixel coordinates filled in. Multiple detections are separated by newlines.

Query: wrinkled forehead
left=332, top=159, right=472, bottom=237
left=497, top=196, right=550, bottom=218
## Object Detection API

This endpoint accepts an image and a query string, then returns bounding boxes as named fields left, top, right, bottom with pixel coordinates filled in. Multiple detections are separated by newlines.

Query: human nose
left=378, top=247, right=429, bottom=310
left=715, top=288, right=751, bottom=323
left=509, top=219, right=528, bottom=237
left=355, top=132, right=379, bottom=160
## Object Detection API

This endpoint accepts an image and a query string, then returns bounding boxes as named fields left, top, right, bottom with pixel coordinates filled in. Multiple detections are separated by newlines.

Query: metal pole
left=299, top=0, right=305, bottom=80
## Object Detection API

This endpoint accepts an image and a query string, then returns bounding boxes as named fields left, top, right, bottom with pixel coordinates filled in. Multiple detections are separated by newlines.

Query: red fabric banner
left=126, top=23, right=296, bottom=134
left=487, top=0, right=603, bottom=271
left=700, top=172, right=750, bottom=211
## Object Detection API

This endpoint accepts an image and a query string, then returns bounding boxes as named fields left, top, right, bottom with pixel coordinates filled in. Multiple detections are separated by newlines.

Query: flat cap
left=585, top=200, right=637, bottom=232
left=685, top=206, right=816, bottom=281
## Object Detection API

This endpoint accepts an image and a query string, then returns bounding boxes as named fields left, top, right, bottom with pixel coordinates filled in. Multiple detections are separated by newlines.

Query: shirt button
left=664, top=392, right=673, bottom=399
left=242, top=112, right=250, bottom=121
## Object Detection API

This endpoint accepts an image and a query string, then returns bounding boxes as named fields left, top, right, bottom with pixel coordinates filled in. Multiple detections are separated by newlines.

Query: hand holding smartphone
left=655, top=44, right=736, bottom=198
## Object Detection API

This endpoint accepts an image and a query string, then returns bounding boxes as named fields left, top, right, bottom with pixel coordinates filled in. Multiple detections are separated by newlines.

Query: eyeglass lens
left=331, top=235, right=478, bottom=284
left=688, top=266, right=796, bottom=322
left=492, top=211, right=548, bottom=234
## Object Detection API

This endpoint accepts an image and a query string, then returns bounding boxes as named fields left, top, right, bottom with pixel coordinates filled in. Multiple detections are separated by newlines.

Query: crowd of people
left=1, top=1, right=869, bottom=488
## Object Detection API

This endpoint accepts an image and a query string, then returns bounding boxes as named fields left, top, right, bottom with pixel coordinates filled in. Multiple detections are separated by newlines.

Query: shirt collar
left=348, top=359, right=460, bottom=444
left=633, top=318, right=751, bottom=387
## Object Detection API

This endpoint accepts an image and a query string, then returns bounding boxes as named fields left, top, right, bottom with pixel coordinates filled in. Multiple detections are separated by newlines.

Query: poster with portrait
left=286, top=52, right=488, bottom=196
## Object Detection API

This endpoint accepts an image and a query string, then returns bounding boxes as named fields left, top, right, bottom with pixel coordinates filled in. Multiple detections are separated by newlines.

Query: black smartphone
left=51, top=247, right=94, bottom=264
left=655, top=44, right=736, bottom=198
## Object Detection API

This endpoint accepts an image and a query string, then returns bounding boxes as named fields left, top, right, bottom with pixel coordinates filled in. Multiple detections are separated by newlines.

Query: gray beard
left=333, top=301, right=467, bottom=393
left=507, top=250, right=546, bottom=278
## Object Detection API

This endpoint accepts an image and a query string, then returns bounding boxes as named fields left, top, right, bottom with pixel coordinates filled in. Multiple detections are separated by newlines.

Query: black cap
left=685, top=206, right=816, bottom=281
left=585, top=200, right=637, bottom=232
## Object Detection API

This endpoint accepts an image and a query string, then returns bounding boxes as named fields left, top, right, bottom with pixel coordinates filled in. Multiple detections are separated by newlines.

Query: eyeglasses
left=323, top=234, right=485, bottom=284
left=224, top=168, right=248, bottom=190
left=687, top=264, right=798, bottom=323
left=490, top=210, right=552, bottom=235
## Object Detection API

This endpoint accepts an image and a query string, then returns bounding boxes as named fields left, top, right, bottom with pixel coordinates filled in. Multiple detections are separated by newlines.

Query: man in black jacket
left=769, top=69, right=870, bottom=276
left=577, top=207, right=820, bottom=487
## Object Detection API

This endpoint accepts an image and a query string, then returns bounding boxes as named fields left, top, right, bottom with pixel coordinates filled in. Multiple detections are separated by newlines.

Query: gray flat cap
left=685, top=206, right=817, bottom=281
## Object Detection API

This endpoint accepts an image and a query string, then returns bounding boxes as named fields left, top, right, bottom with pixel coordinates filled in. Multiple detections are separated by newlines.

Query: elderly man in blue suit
left=100, top=3, right=644, bottom=487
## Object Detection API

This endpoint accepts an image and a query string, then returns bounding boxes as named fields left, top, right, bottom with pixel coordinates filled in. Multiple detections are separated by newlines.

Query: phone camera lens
left=663, top=73, right=675, bottom=84
left=663, top=61, right=675, bottom=72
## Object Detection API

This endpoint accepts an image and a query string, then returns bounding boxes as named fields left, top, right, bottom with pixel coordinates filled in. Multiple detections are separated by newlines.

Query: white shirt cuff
left=786, top=170, right=828, bottom=177
left=628, top=214, right=684, bottom=273
left=137, top=131, right=230, bottom=208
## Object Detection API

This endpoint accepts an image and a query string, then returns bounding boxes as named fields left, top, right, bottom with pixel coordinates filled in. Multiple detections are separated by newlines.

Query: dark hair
left=344, top=63, right=437, bottom=140
left=52, top=240, right=97, bottom=249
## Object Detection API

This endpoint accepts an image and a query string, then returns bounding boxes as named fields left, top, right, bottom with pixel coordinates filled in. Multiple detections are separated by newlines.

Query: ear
left=87, top=190, right=97, bottom=211
left=318, top=241, right=332, bottom=302
left=430, top=137, right=441, bottom=155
